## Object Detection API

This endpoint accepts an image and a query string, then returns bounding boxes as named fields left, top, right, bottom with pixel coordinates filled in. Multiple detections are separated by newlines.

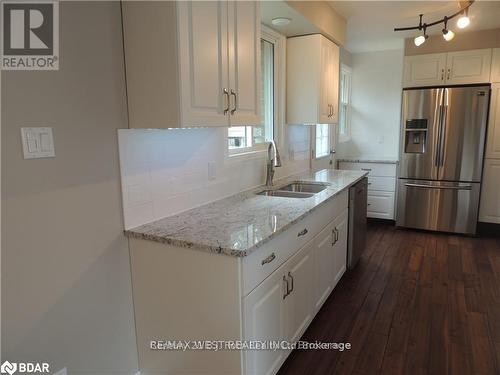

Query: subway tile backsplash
left=118, top=126, right=310, bottom=229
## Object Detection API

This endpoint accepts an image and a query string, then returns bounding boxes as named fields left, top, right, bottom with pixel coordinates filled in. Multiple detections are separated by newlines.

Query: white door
left=445, top=49, right=492, bottom=85
left=492, top=48, right=500, bottom=83
left=313, top=221, right=336, bottom=312
left=311, top=124, right=335, bottom=171
left=329, top=42, right=340, bottom=124
left=177, top=1, right=230, bottom=127
left=403, top=53, right=447, bottom=87
left=486, top=84, right=500, bottom=159
left=285, top=241, right=315, bottom=343
left=227, top=1, right=261, bottom=126
left=243, top=267, right=287, bottom=375
left=332, top=210, right=348, bottom=287
left=479, top=159, right=500, bottom=224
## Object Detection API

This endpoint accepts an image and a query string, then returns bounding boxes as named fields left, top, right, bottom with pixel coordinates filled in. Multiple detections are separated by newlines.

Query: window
left=315, top=123, right=330, bottom=158
left=228, top=29, right=281, bottom=154
left=339, top=64, right=352, bottom=142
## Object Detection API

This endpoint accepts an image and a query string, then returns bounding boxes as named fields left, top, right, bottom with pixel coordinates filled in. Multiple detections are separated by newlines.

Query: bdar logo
left=0, top=361, right=17, bottom=375
left=1, top=1, right=59, bottom=70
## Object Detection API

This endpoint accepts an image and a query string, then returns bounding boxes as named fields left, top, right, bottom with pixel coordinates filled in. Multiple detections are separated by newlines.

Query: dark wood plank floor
left=278, top=221, right=500, bottom=375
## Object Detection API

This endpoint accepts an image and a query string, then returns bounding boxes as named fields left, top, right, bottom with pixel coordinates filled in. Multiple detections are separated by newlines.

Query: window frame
left=338, top=63, right=352, bottom=143
left=226, top=25, right=286, bottom=159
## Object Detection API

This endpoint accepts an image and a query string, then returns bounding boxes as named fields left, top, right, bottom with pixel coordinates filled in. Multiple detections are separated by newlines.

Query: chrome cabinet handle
left=283, top=275, right=290, bottom=299
left=361, top=168, right=371, bottom=171
left=298, top=228, right=308, bottom=237
left=335, top=228, right=339, bottom=242
left=441, top=68, right=444, bottom=80
left=261, top=252, right=276, bottom=266
left=288, top=272, right=294, bottom=294
left=331, top=229, right=336, bottom=246
left=223, top=88, right=230, bottom=115
left=230, top=89, right=237, bottom=115
left=447, top=68, right=451, bottom=80
left=405, top=183, right=472, bottom=191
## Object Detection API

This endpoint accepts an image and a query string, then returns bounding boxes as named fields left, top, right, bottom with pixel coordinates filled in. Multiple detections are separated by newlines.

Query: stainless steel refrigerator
left=396, top=85, right=490, bottom=235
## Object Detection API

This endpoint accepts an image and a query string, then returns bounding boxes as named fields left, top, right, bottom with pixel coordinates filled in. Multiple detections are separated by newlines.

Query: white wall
left=2, top=3, right=138, bottom=374
left=119, top=126, right=311, bottom=229
left=337, top=49, right=403, bottom=160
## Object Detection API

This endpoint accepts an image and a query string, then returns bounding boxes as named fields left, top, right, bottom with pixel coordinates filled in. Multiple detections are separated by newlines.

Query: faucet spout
left=266, top=140, right=281, bottom=187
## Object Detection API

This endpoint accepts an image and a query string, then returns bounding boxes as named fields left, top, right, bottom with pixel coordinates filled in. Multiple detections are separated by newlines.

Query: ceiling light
left=414, top=34, right=428, bottom=46
left=271, top=17, right=291, bottom=27
left=442, top=17, right=455, bottom=41
left=457, top=9, right=470, bottom=29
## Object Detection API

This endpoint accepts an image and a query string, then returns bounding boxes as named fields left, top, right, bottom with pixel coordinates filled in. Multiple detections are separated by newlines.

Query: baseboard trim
left=367, top=218, right=396, bottom=225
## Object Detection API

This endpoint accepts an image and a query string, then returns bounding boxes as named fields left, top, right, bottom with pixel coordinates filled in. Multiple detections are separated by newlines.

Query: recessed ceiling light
left=272, top=17, right=291, bottom=27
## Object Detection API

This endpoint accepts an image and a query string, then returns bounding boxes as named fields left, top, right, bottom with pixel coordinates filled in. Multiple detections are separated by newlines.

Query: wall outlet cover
left=21, top=127, right=56, bottom=159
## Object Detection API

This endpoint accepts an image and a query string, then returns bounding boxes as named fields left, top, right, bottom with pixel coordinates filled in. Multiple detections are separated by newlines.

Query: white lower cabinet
left=479, top=159, right=500, bottom=224
left=129, top=191, right=350, bottom=375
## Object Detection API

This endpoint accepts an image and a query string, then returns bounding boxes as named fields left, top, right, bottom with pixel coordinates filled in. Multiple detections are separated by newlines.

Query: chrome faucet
left=266, top=140, right=281, bottom=187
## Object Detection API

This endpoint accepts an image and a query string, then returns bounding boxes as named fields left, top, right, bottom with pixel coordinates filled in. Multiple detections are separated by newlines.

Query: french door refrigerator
left=396, top=85, right=490, bottom=235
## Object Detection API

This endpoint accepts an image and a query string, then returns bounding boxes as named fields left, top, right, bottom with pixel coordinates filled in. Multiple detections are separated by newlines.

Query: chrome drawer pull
left=298, top=228, right=308, bottom=237
left=283, top=275, right=290, bottom=299
left=261, top=253, right=276, bottom=266
left=288, top=272, right=294, bottom=294
left=361, top=168, right=371, bottom=171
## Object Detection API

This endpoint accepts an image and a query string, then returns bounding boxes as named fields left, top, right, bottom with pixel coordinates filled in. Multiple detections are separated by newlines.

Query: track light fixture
left=395, top=1, right=473, bottom=46
left=442, top=17, right=455, bottom=41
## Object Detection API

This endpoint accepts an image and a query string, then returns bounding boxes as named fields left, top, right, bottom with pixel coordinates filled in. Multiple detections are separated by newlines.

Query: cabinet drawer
left=339, top=162, right=397, bottom=177
left=367, top=191, right=395, bottom=220
left=242, top=190, right=348, bottom=296
left=368, top=176, right=396, bottom=192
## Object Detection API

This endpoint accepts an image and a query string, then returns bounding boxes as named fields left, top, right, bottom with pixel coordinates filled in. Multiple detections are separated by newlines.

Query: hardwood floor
left=278, top=221, right=500, bottom=375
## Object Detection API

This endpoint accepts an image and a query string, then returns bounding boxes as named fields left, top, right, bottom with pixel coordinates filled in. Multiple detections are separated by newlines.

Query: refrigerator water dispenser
left=404, top=119, right=427, bottom=154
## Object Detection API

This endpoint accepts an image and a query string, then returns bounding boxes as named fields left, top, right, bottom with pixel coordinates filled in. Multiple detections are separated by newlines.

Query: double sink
left=257, top=181, right=330, bottom=198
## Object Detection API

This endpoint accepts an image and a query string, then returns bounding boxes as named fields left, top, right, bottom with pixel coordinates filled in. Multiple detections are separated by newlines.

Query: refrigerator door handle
left=435, top=89, right=444, bottom=167
left=404, top=183, right=472, bottom=191
left=439, top=88, right=449, bottom=166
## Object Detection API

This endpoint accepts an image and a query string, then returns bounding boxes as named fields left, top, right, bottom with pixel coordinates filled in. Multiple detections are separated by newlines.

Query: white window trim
left=338, top=63, right=352, bottom=143
left=226, top=25, right=286, bottom=160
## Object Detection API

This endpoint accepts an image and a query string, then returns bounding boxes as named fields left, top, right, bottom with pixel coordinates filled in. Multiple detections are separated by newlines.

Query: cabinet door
left=243, top=266, right=287, bottom=375
left=486, top=84, right=500, bottom=159
left=319, top=36, right=332, bottom=124
left=285, top=241, right=315, bottom=343
left=227, top=1, right=261, bottom=126
left=367, top=191, right=395, bottom=220
left=313, top=221, right=336, bottom=312
left=479, top=159, right=500, bottom=224
left=332, top=210, right=348, bottom=287
left=445, top=49, right=492, bottom=85
left=403, top=53, right=447, bottom=88
left=177, top=1, right=230, bottom=127
left=329, top=42, right=340, bottom=124
left=492, top=48, right=500, bottom=83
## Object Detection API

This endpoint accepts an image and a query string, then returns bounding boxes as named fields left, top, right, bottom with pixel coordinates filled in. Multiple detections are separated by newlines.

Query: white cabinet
left=122, top=1, right=260, bottom=128
left=486, top=84, right=500, bottom=159
left=492, top=48, right=500, bottom=83
left=313, top=221, right=336, bottom=311
left=403, top=53, right=447, bottom=87
left=339, top=161, right=397, bottom=220
left=332, top=210, right=348, bottom=286
left=445, top=49, right=492, bottom=85
left=403, top=49, right=492, bottom=88
left=243, top=262, right=288, bottom=375
left=479, top=159, right=500, bottom=224
left=287, top=34, right=339, bottom=125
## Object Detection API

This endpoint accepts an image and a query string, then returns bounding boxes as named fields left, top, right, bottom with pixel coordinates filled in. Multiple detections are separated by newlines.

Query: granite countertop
left=125, top=169, right=368, bottom=257
left=337, top=157, right=399, bottom=164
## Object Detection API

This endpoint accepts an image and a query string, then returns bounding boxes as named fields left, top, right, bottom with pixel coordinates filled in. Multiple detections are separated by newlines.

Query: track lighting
left=442, top=17, right=455, bottom=41
left=395, top=1, right=474, bottom=45
left=457, top=9, right=470, bottom=29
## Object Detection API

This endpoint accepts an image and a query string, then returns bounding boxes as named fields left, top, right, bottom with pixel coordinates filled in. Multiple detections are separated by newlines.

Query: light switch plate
left=21, top=127, right=55, bottom=159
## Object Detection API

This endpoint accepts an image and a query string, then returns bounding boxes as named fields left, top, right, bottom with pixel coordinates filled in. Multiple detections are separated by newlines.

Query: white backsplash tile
left=118, top=125, right=310, bottom=229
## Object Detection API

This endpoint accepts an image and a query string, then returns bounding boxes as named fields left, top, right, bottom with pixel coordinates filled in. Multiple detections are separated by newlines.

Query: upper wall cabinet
left=492, top=48, right=500, bottom=83
left=403, top=49, right=492, bottom=88
left=122, top=1, right=260, bottom=129
left=287, top=34, right=339, bottom=125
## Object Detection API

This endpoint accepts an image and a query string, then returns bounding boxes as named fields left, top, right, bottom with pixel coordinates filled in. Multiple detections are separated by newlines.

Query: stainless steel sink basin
left=257, top=190, right=314, bottom=198
left=278, top=181, right=330, bottom=194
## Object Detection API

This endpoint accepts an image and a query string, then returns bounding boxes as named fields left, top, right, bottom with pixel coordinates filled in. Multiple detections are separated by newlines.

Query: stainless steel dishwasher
left=347, top=177, right=368, bottom=269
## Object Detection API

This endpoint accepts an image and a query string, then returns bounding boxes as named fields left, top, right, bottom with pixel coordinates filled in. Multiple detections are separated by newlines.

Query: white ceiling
left=329, top=1, right=500, bottom=52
